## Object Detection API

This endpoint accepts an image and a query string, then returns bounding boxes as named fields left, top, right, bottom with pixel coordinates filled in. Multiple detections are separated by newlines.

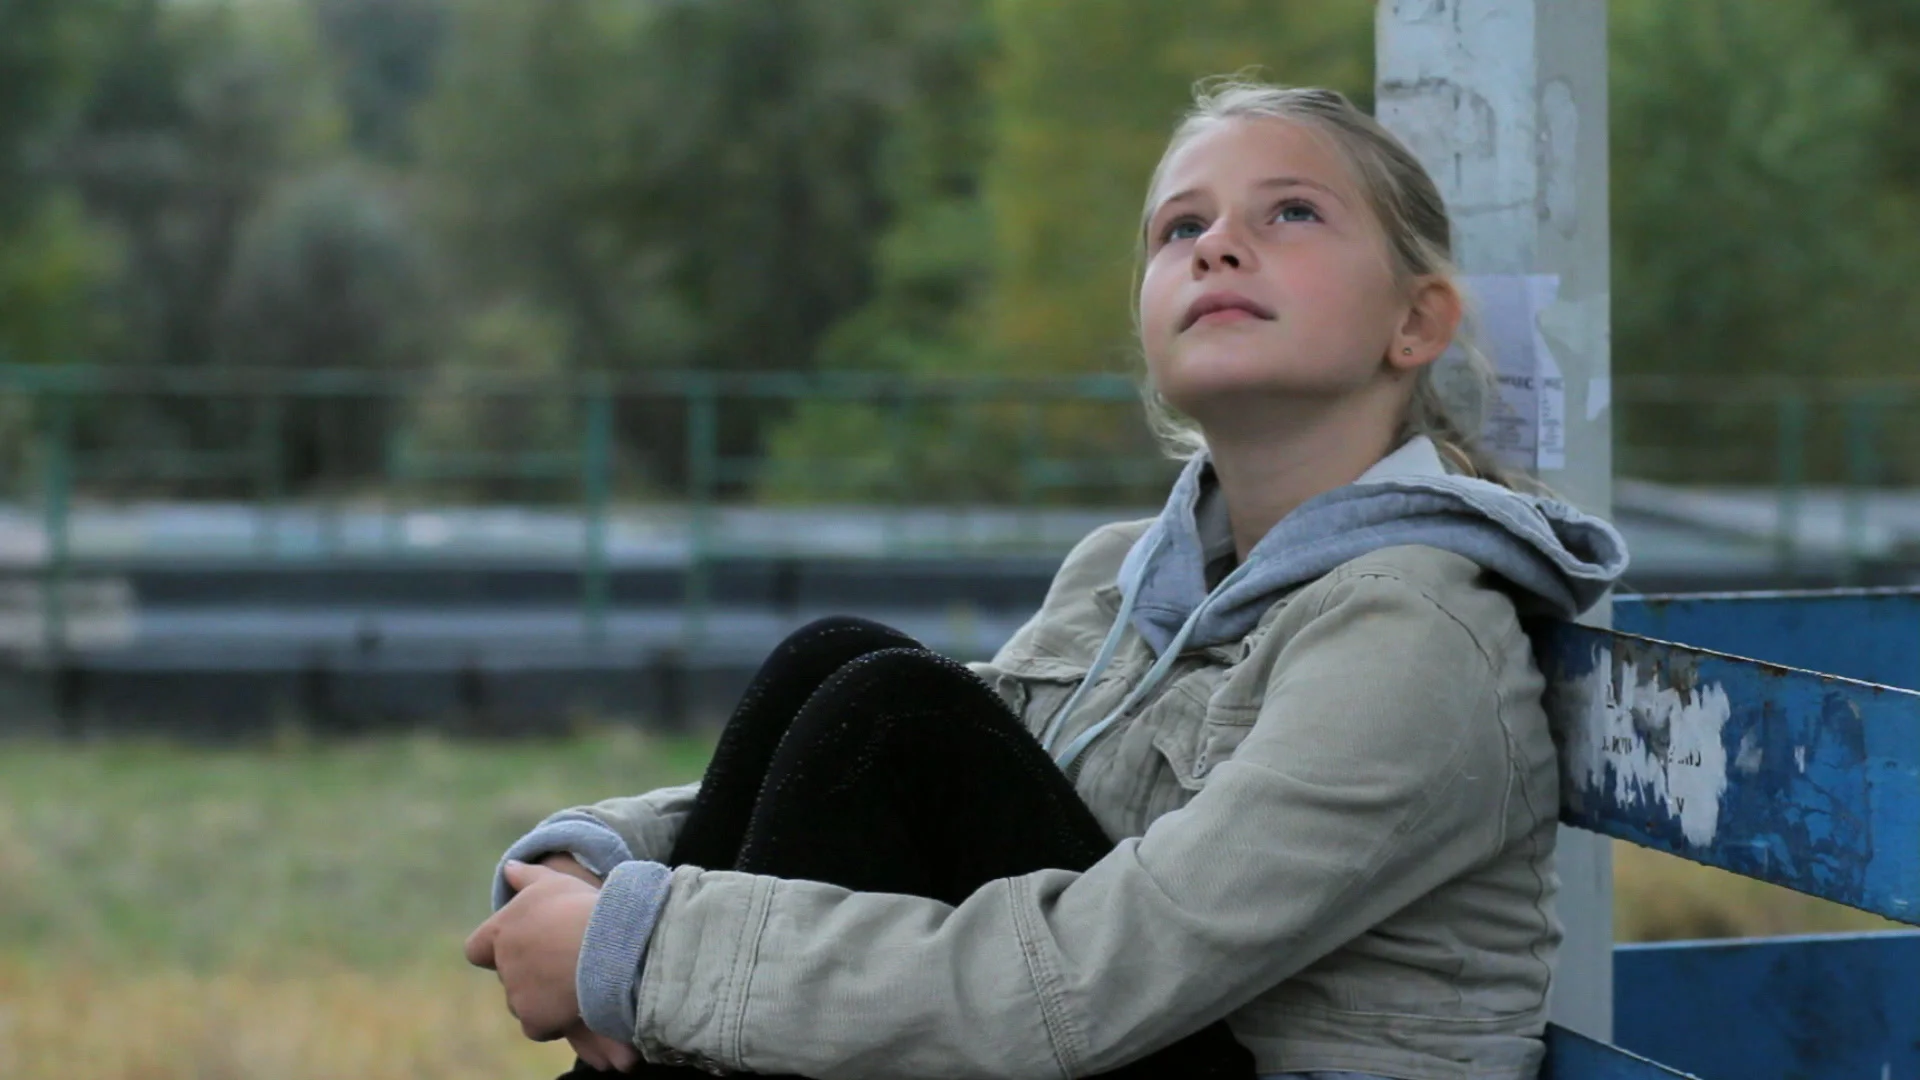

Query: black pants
left=561, top=615, right=1256, bottom=1079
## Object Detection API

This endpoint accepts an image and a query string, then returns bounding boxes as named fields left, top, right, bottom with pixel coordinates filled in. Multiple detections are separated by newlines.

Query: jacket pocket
left=989, top=649, right=1094, bottom=744
left=1148, top=694, right=1257, bottom=792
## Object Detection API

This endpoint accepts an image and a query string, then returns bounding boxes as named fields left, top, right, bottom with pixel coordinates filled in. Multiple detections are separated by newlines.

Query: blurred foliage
left=0, top=0, right=1917, bottom=498
left=767, top=0, right=1372, bottom=502
left=756, top=0, right=1000, bottom=501
left=414, top=0, right=967, bottom=490
left=980, top=0, right=1371, bottom=382
left=977, top=0, right=1370, bottom=498
left=1829, top=0, right=1920, bottom=189
left=401, top=298, right=589, bottom=502
left=1611, top=0, right=1920, bottom=483
left=0, top=0, right=123, bottom=367
left=310, top=0, right=448, bottom=163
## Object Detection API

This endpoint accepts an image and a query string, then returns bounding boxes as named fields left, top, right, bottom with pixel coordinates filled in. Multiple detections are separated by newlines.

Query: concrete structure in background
left=1376, top=0, right=1615, bottom=1041
left=4, top=491, right=1916, bottom=741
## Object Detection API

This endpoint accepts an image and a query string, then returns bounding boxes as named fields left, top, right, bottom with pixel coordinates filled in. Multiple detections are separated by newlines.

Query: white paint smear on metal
left=1564, top=647, right=1732, bottom=846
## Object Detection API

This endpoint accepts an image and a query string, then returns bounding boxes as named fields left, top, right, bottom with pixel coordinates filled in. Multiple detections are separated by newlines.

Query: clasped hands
left=465, top=854, right=642, bottom=1073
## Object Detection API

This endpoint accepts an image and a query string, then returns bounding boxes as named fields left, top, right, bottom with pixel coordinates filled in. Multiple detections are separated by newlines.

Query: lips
left=1180, top=291, right=1276, bottom=331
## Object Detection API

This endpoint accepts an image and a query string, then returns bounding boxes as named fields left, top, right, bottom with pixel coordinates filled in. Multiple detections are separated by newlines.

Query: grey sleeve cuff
left=576, top=859, right=674, bottom=1046
left=491, top=812, right=635, bottom=910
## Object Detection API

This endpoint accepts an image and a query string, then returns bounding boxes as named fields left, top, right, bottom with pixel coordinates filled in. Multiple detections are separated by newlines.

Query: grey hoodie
left=1038, top=436, right=1627, bottom=771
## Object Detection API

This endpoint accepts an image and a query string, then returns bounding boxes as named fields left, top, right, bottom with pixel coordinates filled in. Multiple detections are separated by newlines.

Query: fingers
left=604, top=1039, right=640, bottom=1072
left=566, top=1023, right=610, bottom=1071
left=540, top=852, right=605, bottom=888
left=502, top=858, right=561, bottom=892
left=463, top=915, right=501, bottom=970
left=567, top=1023, right=639, bottom=1073
left=471, top=862, right=561, bottom=968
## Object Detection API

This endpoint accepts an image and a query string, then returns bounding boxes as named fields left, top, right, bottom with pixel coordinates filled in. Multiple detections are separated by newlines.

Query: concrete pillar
left=1375, top=0, right=1615, bottom=1040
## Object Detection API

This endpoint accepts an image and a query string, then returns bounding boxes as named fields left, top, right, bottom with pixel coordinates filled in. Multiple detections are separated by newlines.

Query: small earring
left=1401, top=347, right=1413, bottom=356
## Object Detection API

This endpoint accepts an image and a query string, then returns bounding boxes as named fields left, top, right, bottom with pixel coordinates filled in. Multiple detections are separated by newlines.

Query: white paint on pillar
left=1375, top=0, right=1615, bottom=1041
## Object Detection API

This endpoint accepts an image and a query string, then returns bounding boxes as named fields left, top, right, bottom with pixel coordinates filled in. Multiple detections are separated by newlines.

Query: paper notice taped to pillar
left=1459, top=274, right=1566, bottom=473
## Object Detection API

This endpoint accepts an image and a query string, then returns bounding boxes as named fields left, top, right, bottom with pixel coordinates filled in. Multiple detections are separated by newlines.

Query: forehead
left=1151, top=116, right=1359, bottom=206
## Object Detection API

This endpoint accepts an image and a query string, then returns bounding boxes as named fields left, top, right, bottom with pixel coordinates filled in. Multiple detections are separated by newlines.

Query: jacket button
left=1191, top=756, right=1210, bottom=779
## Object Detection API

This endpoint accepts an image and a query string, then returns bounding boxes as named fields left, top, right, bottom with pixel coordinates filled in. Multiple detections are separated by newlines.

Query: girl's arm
left=491, top=782, right=700, bottom=908
left=564, top=781, right=703, bottom=863
left=621, top=567, right=1522, bottom=1079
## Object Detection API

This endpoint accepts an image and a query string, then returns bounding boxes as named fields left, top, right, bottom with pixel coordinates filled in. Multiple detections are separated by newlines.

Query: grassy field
left=0, top=731, right=1900, bottom=1079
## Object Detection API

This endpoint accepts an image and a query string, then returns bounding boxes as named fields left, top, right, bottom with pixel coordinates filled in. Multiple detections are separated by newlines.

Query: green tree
left=403, top=298, right=584, bottom=501
left=1609, top=0, right=1918, bottom=481
left=810, top=2, right=997, bottom=381
left=308, top=0, right=449, bottom=162
left=768, top=0, right=1376, bottom=503
left=0, top=0, right=112, bottom=222
left=418, top=0, right=973, bottom=490
left=757, top=0, right=1000, bottom=501
left=213, top=164, right=438, bottom=484
left=0, top=0, right=124, bottom=366
left=31, top=0, right=372, bottom=495
left=415, top=0, right=673, bottom=372
left=1828, top=0, right=1920, bottom=188
left=62, top=0, right=342, bottom=374
left=980, top=0, right=1371, bottom=384
left=218, top=165, right=433, bottom=373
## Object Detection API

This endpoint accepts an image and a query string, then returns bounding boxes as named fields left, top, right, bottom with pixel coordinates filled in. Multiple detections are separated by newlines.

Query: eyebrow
left=1153, top=175, right=1345, bottom=215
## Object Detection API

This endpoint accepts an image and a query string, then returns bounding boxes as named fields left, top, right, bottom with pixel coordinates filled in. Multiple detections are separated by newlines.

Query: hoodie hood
left=1118, top=436, right=1629, bottom=655
left=1038, top=436, right=1629, bottom=770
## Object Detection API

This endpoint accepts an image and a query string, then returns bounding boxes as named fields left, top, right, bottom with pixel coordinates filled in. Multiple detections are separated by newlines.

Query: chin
left=1155, top=356, right=1297, bottom=414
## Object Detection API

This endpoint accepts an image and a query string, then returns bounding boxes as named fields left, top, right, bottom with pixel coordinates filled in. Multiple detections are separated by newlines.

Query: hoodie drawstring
left=1036, top=531, right=1159, bottom=758
left=1044, top=545, right=1262, bottom=773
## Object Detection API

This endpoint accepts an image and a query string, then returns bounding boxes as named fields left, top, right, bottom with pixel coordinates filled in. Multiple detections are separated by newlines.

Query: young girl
left=466, top=81, right=1628, bottom=1080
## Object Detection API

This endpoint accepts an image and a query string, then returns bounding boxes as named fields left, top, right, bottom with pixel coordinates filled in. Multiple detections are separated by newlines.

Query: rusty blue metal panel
left=1544, top=1024, right=1700, bottom=1079
left=1614, top=931, right=1920, bottom=1080
left=1616, top=589, right=1920, bottom=692
left=1534, top=623, right=1920, bottom=925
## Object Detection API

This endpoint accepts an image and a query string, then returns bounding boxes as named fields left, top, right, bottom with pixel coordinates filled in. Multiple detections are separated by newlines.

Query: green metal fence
left=3, top=365, right=1916, bottom=654
left=0, top=365, right=1175, bottom=655
left=1611, top=375, right=1920, bottom=580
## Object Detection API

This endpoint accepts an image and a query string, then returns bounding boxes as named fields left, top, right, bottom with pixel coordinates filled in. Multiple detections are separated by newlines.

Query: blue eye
left=1274, top=201, right=1321, bottom=224
left=1163, top=218, right=1206, bottom=242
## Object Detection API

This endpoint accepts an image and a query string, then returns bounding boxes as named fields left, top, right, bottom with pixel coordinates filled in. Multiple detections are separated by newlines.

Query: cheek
left=1282, top=259, right=1397, bottom=345
left=1136, top=262, right=1180, bottom=356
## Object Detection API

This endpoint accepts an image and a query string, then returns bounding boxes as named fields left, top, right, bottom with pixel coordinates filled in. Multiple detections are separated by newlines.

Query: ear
left=1388, top=276, right=1462, bottom=373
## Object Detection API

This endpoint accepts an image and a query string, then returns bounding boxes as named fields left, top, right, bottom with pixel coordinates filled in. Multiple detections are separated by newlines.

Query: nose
left=1191, top=220, right=1252, bottom=275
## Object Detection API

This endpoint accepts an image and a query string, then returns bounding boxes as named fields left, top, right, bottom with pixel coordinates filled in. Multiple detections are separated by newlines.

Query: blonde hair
left=1134, top=79, right=1518, bottom=487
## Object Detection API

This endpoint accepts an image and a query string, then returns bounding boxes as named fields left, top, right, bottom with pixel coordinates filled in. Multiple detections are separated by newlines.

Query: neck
left=1201, top=401, right=1401, bottom=561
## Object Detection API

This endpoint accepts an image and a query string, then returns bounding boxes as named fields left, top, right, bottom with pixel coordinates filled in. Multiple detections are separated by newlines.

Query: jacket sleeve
left=488, top=782, right=701, bottom=909
left=559, top=781, right=703, bottom=865
left=628, top=570, right=1519, bottom=1079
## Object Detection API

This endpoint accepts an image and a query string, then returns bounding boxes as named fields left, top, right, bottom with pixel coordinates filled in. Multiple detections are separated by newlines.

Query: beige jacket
left=571, top=531, right=1562, bottom=1079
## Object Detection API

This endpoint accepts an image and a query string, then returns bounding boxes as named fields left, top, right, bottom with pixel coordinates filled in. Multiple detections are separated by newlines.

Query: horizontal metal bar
left=1617, top=588, right=1920, bottom=692
left=0, top=363, right=1149, bottom=401
left=394, top=451, right=583, bottom=481
left=1610, top=375, right=1920, bottom=403
left=77, top=455, right=255, bottom=482
left=1535, top=623, right=1920, bottom=924
left=18, top=363, right=1920, bottom=407
left=1614, top=931, right=1920, bottom=1080
left=1023, top=459, right=1178, bottom=488
left=1544, top=1024, right=1699, bottom=1079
